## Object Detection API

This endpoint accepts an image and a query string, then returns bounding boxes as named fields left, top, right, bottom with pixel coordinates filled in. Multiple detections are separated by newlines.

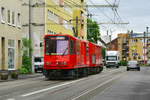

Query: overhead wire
left=88, top=0, right=114, bottom=23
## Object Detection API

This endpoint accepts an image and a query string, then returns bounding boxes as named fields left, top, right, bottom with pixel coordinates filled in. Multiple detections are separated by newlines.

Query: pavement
left=1, top=66, right=150, bottom=100
left=0, top=73, right=43, bottom=82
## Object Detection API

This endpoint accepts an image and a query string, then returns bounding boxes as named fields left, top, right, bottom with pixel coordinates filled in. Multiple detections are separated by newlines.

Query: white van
left=105, top=51, right=120, bottom=68
left=34, top=57, right=44, bottom=73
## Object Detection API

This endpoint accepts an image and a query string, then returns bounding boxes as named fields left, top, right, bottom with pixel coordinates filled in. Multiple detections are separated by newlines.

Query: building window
left=47, top=10, right=59, bottom=24
left=40, top=42, right=43, bottom=47
left=48, top=30, right=56, bottom=34
left=63, top=20, right=72, bottom=30
left=8, top=40, right=15, bottom=70
left=52, top=0, right=59, bottom=5
left=1, top=7, right=5, bottom=23
left=7, top=10, right=11, bottom=24
left=17, top=13, right=21, bottom=27
left=60, top=0, right=64, bottom=7
left=59, top=17, right=64, bottom=25
left=12, top=12, right=15, bottom=25
left=64, top=4, right=72, bottom=14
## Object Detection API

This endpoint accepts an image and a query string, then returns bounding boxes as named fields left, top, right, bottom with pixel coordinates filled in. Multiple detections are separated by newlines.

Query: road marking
left=21, top=68, right=124, bottom=97
left=20, top=67, right=124, bottom=97
left=6, top=98, right=15, bottom=100
left=21, top=78, right=86, bottom=97
left=71, top=74, right=123, bottom=100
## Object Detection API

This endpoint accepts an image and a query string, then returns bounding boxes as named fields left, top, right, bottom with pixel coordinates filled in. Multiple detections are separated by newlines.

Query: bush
left=120, top=60, right=128, bottom=66
left=21, top=38, right=32, bottom=74
left=11, top=72, right=18, bottom=79
left=22, top=55, right=32, bottom=73
left=0, top=73, right=8, bottom=80
left=19, top=67, right=30, bottom=74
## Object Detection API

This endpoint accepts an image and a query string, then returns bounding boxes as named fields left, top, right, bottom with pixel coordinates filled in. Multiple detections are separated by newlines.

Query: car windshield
left=45, top=36, right=69, bottom=55
left=128, top=61, right=138, bottom=64
left=34, top=58, right=43, bottom=62
left=106, top=56, right=117, bottom=61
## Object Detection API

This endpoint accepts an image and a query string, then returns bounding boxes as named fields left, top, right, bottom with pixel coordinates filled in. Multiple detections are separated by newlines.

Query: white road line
left=21, top=68, right=124, bottom=97
left=21, top=78, right=85, bottom=97
left=6, top=98, right=15, bottom=100
left=71, top=74, right=123, bottom=100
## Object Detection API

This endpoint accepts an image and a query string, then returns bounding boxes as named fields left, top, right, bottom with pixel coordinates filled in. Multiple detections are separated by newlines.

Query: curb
left=0, top=73, right=43, bottom=83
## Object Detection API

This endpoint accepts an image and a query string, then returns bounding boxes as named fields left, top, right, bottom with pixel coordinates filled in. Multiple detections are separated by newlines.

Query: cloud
left=88, top=0, right=150, bottom=39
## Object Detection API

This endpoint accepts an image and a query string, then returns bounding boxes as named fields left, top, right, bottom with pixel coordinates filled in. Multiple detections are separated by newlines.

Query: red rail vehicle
left=43, top=34, right=103, bottom=79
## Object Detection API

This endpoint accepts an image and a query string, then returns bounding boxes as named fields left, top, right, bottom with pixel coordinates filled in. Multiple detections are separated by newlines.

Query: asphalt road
left=0, top=67, right=150, bottom=100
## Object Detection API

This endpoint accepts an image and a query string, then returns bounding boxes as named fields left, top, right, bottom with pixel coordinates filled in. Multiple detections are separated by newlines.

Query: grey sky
left=88, top=0, right=150, bottom=40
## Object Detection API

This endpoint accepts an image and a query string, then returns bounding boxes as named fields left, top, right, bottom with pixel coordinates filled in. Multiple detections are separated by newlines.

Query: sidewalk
left=0, top=73, right=43, bottom=82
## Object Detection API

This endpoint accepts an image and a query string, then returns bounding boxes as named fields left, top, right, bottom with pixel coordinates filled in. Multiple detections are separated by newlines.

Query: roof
left=130, top=33, right=150, bottom=38
left=99, top=38, right=107, bottom=46
left=106, top=37, right=118, bottom=45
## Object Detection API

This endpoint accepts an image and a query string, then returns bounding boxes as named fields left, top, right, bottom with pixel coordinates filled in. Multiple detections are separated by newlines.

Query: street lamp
left=146, top=27, right=149, bottom=63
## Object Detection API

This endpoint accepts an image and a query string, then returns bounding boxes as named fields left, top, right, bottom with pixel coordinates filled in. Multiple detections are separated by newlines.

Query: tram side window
left=76, top=41, right=81, bottom=55
left=86, top=46, right=89, bottom=56
left=45, top=39, right=56, bottom=55
left=92, top=54, right=96, bottom=64
left=70, top=40, right=75, bottom=54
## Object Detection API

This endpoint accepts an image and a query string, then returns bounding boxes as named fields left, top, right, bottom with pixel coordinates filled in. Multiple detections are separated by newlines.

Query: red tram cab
left=43, top=34, right=103, bottom=79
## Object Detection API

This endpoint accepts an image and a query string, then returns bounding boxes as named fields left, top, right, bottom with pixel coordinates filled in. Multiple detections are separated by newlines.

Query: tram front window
left=45, top=36, right=69, bottom=55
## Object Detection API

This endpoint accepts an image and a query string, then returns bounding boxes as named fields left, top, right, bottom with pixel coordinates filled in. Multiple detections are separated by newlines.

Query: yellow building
left=45, top=0, right=87, bottom=39
left=118, top=33, right=149, bottom=62
left=118, top=34, right=129, bottom=61
left=128, top=33, right=148, bottom=62
left=22, top=0, right=87, bottom=57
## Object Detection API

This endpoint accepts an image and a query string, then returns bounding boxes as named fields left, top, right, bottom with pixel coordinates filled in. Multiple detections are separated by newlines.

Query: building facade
left=118, top=33, right=150, bottom=62
left=129, top=33, right=150, bottom=63
left=107, top=38, right=118, bottom=51
left=118, top=34, right=129, bottom=61
left=22, top=0, right=87, bottom=58
left=0, top=0, right=22, bottom=72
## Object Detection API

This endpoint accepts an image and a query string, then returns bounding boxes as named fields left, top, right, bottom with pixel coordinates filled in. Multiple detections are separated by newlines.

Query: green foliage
left=120, top=60, right=128, bottom=66
left=22, top=38, right=32, bottom=56
left=87, top=18, right=101, bottom=43
left=21, top=38, right=32, bottom=74
left=11, top=72, right=18, bottom=79
left=19, top=67, right=30, bottom=74
left=102, top=48, right=106, bottom=59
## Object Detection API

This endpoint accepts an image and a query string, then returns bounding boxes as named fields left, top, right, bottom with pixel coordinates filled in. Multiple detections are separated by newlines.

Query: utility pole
left=75, top=16, right=78, bottom=37
left=106, top=30, right=111, bottom=50
left=29, top=0, right=34, bottom=73
left=146, top=27, right=149, bottom=62
left=144, top=32, right=146, bottom=64
left=97, top=22, right=129, bottom=25
left=109, top=34, right=112, bottom=50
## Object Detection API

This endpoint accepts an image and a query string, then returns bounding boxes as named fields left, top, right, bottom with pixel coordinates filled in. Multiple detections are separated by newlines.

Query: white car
left=127, top=60, right=140, bottom=71
left=34, top=57, right=44, bottom=73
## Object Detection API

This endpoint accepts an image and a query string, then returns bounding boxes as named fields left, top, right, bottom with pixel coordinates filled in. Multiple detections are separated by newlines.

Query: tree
left=102, top=48, right=106, bottom=59
left=20, top=38, right=32, bottom=74
left=87, top=18, right=101, bottom=43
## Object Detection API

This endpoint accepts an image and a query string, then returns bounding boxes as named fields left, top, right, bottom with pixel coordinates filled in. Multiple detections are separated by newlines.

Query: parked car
left=34, top=57, right=44, bottom=73
left=147, top=60, right=150, bottom=66
left=127, top=60, right=140, bottom=71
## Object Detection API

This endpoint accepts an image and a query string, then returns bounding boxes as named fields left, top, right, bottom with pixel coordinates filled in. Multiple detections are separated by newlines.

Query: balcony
left=80, top=15, right=84, bottom=25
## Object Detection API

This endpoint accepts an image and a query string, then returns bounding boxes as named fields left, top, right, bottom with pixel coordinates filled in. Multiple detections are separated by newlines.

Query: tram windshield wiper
left=62, top=47, right=68, bottom=56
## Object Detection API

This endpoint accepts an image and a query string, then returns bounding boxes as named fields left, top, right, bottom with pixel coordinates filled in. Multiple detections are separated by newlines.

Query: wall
left=0, top=0, right=22, bottom=71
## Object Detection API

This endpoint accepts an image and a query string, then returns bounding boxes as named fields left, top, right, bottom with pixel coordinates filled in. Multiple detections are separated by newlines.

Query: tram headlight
left=63, top=62, right=67, bottom=65
left=45, top=62, right=51, bottom=65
